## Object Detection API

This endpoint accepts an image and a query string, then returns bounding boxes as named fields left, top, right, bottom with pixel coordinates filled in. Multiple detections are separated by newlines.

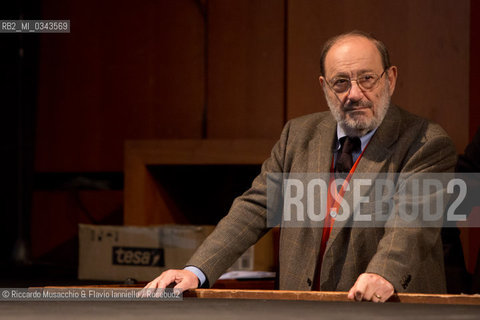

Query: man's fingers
left=139, top=269, right=199, bottom=298
left=368, top=274, right=394, bottom=303
left=172, top=282, right=188, bottom=294
left=371, top=292, right=381, bottom=303
left=137, top=280, right=159, bottom=297
left=138, top=270, right=179, bottom=298
left=348, top=273, right=395, bottom=302
left=375, top=284, right=394, bottom=303
left=173, top=275, right=198, bottom=293
left=352, top=276, right=368, bottom=301
left=363, top=285, right=377, bottom=302
left=347, top=276, right=365, bottom=301
left=138, top=281, right=161, bottom=297
left=157, top=271, right=178, bottom=289
left=363, top=277, right=378, bottom=302
left=347, top=286, right=356, bottom=300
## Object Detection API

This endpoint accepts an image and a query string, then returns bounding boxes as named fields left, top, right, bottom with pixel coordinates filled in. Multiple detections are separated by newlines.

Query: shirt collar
left=335, top=125, right=377, bottom=152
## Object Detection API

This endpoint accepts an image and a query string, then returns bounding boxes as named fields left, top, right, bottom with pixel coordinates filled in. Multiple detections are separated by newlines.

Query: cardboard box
left=78, top=224, right=214, bottom=281
left=78, top=224, right=275, bottom=281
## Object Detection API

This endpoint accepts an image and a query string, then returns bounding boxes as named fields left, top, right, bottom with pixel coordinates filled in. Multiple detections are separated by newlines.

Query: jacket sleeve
left=185, top=121, right=292, bottom=286
left=365, top=122, right=457, bottom=292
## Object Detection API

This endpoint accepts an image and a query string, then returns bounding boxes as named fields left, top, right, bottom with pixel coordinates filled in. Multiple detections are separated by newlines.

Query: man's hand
left=347, top=273, right=394, bottom=303
left=140, top=269, right=199, bottom=296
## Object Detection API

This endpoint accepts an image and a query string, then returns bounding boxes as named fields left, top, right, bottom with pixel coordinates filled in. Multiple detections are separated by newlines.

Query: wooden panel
left=31, top=190, right=123, bottom=259
left=207, top=0, right=285, bottom=139
left=287, top=0, right=469, bottom=153
left=125, top=139, right=277, bottom=165
left=124, top=139, right=276, bottom=225
left=470, top=0, right=480, bottom=139
left=35, top=0, right=205, bottom=172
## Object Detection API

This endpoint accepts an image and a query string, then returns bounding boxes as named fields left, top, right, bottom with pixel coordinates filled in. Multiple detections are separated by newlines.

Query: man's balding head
left=320, top=31, right=391, bottom=77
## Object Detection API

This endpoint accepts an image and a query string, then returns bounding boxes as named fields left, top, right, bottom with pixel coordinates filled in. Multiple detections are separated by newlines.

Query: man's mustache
left=343, top=100, right=373, bottom=111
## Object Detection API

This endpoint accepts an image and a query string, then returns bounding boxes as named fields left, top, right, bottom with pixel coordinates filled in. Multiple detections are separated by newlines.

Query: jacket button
left=401, top=274, right=411, bottom=289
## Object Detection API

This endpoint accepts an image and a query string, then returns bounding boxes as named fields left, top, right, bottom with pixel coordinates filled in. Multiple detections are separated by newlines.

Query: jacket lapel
left=321, top=105, right=402, bottom=283
left=308, top=114, right=336, bottom=238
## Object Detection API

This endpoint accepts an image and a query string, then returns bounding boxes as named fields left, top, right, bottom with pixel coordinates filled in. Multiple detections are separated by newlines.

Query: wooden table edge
left=35, top=287, right=480, bottom=305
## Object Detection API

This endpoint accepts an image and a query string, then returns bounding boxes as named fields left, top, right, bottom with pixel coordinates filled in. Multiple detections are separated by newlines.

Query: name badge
left=329, top=209, right=337, bottom=218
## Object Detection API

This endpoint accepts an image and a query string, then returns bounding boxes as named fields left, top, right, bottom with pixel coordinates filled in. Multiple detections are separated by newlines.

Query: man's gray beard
left=324, top=84, right=391, bottom=137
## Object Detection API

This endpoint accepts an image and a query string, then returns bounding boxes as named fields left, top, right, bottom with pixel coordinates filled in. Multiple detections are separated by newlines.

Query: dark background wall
left=34, top=0, right=470, bottom=173
left=0, top=0, right=39, bottom=269
left=0, top=0, right=477, bottom=279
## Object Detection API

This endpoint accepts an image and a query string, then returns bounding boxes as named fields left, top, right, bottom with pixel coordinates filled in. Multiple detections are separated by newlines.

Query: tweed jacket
left=187, top=105, right=457, bottom=293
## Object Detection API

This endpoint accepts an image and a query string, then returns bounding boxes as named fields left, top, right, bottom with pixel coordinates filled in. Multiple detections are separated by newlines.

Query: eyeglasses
left=326, top=68, right=388, bottom=94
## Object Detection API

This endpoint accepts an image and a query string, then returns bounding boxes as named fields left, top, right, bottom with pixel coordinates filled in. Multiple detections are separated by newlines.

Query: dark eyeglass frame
left=326, top=68, right=388, bottom=94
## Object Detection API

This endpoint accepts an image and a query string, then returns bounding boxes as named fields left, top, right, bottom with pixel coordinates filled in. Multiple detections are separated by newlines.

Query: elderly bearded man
left=143, top=31, right=457, bottom=302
